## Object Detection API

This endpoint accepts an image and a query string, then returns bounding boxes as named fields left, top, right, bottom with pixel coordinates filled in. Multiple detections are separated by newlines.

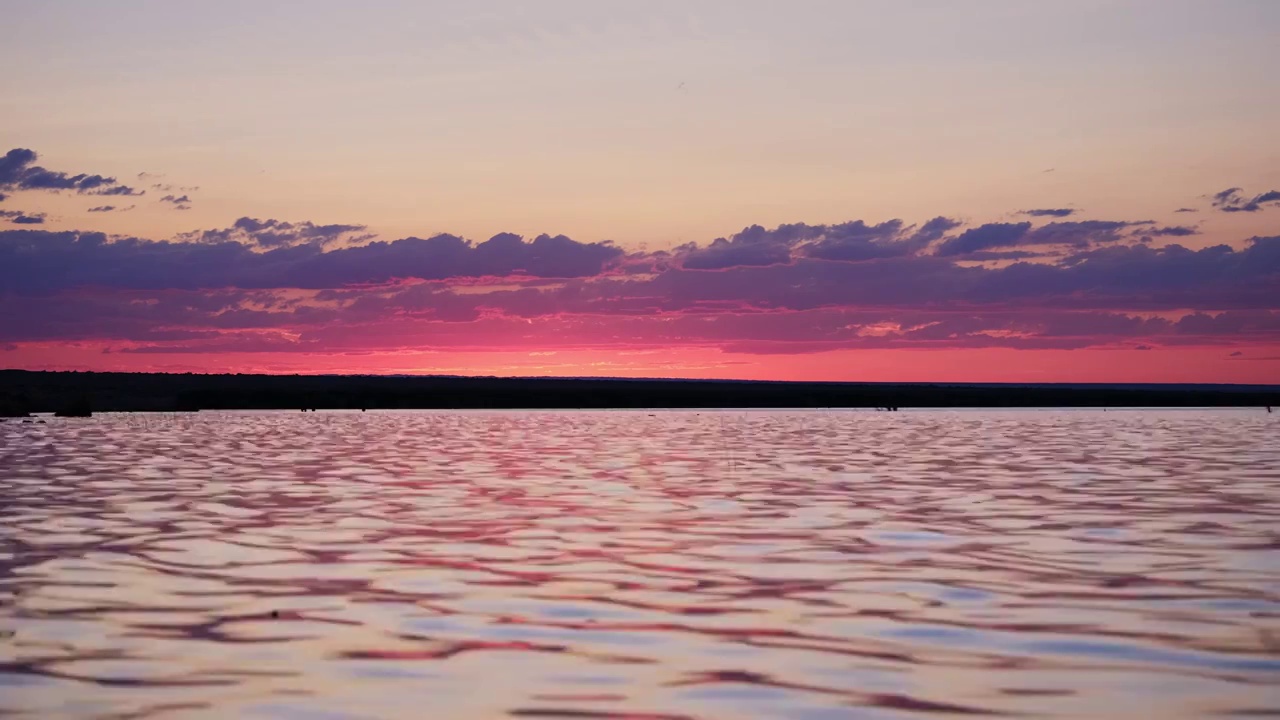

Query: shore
left=2, top=370, right=1278, bottom=415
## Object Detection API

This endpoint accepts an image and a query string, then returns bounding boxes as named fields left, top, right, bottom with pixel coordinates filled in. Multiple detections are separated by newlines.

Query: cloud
left=181, top=217, right=374, bottom=249
left=2, top=210, right=1278, bottom=358
left=0, top=192, right=6, bottom=202
left=803, top=219, right=954, bottom=261
left=1229, top=350, right=1244, bottom=357
left=0, top=209, right=46, bottom=225
left=935, top=222, right=1031, bottom=255
left=679, top=225, right=803, bottom=269
left=1135, top=345, right=1154, bottom=350
left=1142, top=225, right=1199, bottom=237
left=0, top=148, right=142, bottom=197
left=676, top=217, right=962, bottom=269
left=934, top=220, right=1154, bottom=256
left=1019, top=208, right=1076, bottom=218
left=88, top=206, right=116, bottom=213
left=0, top=224, right=626, bottom=293
left=912, top=216, right=964, bottom=244
left=1212, top=187, right=1280, bottom=213
left=1175, top=207, right=1198, bottom=213
left=159, top=194, right=192, bottom=210
left=1026, top=220, right=1137, bottom=246
left=963, top=250, right=1051, bottom=261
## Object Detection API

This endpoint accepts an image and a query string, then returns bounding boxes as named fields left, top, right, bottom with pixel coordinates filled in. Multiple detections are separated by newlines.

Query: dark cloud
left=1175, top=207, right=1198, bottom=213
left=1135, top=345, right=1154, bottom=350
left=182, top=217, right=374, bottom=249
left=0, top=148, right=142, bottom=197
left=1143, top=225, right=1199, bottom=237
left=6, top=222, right=1278, bottom=315
left=1019, top=208, right=1076, bottom=218
left=802, top=218, right=963, bottom=262
left=95, top=185, right=142, bottom=197
left=0, top=192, right=7, bottom=202
left=2, top=209, right=1278, bottom=356
left=1229, top=350, right=1244, bottom=357
left=0, top=210, right=46, bottom=225
left=963, top=250, right=1051, bottom=261
left=935, top=222, right=1031, bottom=256
left=284, top=235, right=1280, bottom=336
left=934, top=220, right=1153, bottom=256
left=627, top=236, right=1280, bottom=319
left=1212, top=187, right=1280, bottom=213
left=88, top=206, right=116, bottom=213
left=0, top=225, right=626, bottom=293
left=680, top=225, right=802, bottom=269
left=912, top=216, right=964, bottom=244
left=160, top=194, right=192, bottom=210
left=678, top=218, right=963, bottom=269
left=1026, top=220, right=1135, bottom=246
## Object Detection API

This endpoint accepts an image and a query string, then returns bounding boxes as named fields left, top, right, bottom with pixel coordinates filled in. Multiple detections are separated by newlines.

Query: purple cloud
left=935, top=220, right=1156, bottom=256
left=0, top=148, right=142, bottom=197
left=0, top=224, right=626, bottom=293
left=677, top=218, right=963, bottom=269
left=1019, top=208, right=1077, bottom=218
left=0, top=210, right=46, bottom=225
left=1212, top=187, right=1280, bottom=213
left=803, top=219, right=943, bottom=261
left=935, top=222, right=1032, bottom=256
left=2, top=208, right=1278, bottom=357
left=963, top=250, right=1050, bottom=261
left=182, top=217, right=372, bottom=249
left=912, top=216, right=964, bottom=244
left=159, top=194, right=192, bottom=210
left=1143, top=225, right=1199, bottom=237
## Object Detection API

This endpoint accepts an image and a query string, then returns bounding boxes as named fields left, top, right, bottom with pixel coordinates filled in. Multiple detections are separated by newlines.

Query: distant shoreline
left=3, top=370, right=1277, bottom=415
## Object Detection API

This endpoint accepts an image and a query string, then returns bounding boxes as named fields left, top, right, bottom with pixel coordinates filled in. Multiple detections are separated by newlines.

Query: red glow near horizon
left=2, top=152, right=1278, bottom=384
left=5, top=343, right=1278, bottom=384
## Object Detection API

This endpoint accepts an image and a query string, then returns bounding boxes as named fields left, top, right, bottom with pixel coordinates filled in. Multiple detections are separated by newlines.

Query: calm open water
left=1, top=409, right=1278, bottom=719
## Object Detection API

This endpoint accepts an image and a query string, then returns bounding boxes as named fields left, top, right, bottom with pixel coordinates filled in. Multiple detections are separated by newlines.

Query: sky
left=2, top=0, right=1279, bottom=382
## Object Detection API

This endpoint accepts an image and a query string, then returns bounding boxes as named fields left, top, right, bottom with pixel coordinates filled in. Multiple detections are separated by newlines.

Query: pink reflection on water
left=0, top=409, right=1278, bottom=719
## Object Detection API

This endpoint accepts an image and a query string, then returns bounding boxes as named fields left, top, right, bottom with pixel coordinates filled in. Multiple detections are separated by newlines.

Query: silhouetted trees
left=0, top=370, right=1277, bottom=413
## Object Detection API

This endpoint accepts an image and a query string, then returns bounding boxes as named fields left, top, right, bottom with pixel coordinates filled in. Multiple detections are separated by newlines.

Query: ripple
left=1, top=408, right=1278, bottom=719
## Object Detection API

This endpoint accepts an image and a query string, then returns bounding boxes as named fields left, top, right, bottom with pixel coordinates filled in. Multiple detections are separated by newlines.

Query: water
left=1, top=409, right=1277, bottom=719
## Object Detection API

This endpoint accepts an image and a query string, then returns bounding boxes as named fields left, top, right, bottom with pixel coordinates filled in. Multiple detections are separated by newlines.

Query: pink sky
left=2, top=1, right=1278, bottom=382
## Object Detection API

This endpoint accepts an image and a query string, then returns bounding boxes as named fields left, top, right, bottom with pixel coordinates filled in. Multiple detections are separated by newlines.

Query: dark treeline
left=1, top=370, right=1278, bottom=416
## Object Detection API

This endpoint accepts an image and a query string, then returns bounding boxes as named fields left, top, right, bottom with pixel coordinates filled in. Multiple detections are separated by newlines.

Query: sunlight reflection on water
left=1, top=409, right=1278, bottom=719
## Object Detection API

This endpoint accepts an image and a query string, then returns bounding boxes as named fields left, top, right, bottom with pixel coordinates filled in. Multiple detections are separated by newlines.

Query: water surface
left=1, top=409, right=1278, bottom=719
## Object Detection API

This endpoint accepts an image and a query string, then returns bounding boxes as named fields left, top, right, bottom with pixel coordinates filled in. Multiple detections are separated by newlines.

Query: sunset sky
left=2, top=0, right=1279, bottom=382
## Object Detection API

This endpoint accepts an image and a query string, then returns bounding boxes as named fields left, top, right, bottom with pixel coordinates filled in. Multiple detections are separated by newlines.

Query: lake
left=1, top=409, right=1277, bottom=719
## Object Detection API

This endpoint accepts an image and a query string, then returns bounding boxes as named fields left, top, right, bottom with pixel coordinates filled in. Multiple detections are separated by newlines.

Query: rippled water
left=2, top=409, right=1278, bottom=719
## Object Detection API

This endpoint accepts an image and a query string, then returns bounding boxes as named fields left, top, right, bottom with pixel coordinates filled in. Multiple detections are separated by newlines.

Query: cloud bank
left=1, top=205, right=1276, bottom=361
